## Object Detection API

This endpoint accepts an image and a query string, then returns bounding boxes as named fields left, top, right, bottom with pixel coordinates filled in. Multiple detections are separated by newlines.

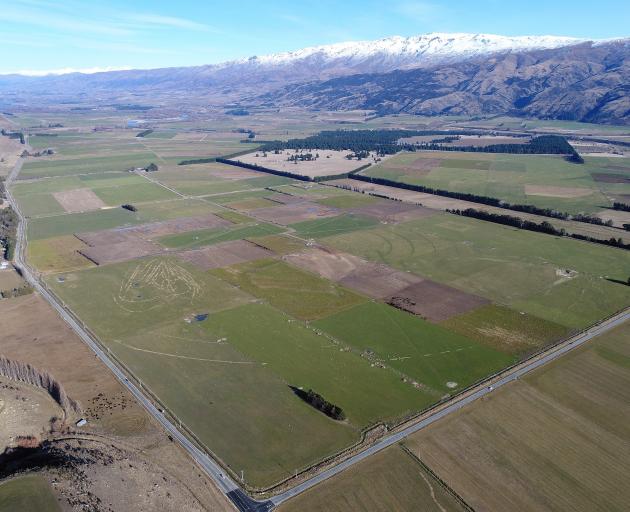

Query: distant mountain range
left=1, top=33, right=628, bottom=124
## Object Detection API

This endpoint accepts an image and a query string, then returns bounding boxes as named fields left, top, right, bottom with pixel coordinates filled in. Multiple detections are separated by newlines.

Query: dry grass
left=279, top=445, right=466, bottom=512
left=238, top=149, right=371, bottom=178
left=0, top=293, right=233, bottom=511
left=405, top=321, right=630, bottom=512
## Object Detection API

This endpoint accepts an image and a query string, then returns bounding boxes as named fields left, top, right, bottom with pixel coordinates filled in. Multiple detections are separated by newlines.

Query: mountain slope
left=258, top=40, right=630, bottom=124
left=0, top=33, right=590, bottom=103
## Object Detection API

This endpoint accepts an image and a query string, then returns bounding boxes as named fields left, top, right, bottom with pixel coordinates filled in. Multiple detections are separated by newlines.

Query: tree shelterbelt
left=261, top=130, right=577, bottom=157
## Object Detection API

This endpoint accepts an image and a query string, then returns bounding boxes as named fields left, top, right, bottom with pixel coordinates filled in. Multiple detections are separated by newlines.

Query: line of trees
left=261, top=129, right=481, bottom=155
left=613, top=202, right=630, bottom=212
left=350, top=174, right=614, bottom=226
left=260, top=130, right=576, bottom=158
left=0, top=206, right=18, bottom=259
left=290, top=386, right=345, bottom=420
left=416, top=134, right=579, bottom=157
left=448, top=208, right=629, bottom=250
left=136, top=129, right=154, bottom=137
left=1, top=129, right=25, bottom=144
left=217, top=157, right=369, bottom=183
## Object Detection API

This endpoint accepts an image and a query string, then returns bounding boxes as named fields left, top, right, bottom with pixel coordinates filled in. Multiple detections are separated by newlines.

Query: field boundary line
left=399, top=445, right=476, bottom=512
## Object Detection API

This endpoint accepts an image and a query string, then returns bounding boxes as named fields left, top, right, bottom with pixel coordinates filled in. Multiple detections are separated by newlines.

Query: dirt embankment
left=0, top=356, right=80, bottom=416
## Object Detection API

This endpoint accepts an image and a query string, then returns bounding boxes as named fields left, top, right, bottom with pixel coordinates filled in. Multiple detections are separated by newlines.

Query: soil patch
left=178, top=240, right=272, bottom=270
left=125, top=214, right=231, bottom=238
left=52, top=188, right=105, bottom=213
left=285, top=246, right=424, bottom=298
left=339, top=265, right=424, bottom=299
left=79, top=239, right=163, bottom=265
left=284, top=247, right=364, bottom=281
left=387, top=280, right=489, bottom=322
left=592, top=172, right=630, bottom=184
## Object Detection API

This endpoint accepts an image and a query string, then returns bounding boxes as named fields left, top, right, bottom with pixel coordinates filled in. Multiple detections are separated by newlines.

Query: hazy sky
left=2, top=0, right=628, bottom=74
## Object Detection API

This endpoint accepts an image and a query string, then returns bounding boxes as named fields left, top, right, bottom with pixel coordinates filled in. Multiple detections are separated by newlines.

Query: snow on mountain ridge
left=232, top=32, right=588, bottom=67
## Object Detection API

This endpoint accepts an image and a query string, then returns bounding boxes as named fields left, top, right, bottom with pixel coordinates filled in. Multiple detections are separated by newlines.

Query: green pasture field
left=214, top=210, right=252, bottom=224
left=43, top=257, right=356, bottom=487
left=26, top=197, right=225, bottom=240
left=91, top=181, right=176, bottom=205
left=198, top=303, right=434, bottom=426
left=204, top=189, right=276, bottom=204
left=42, top=256, right=432, bottom=486
left=453, top=115, right=630, bottom=134
left=442, top=304, right=571, bottom=354
left=27, top=235, right=95, bottom=273
left=405, top=321, right=630, bottom=512
left=12, top=172, right=176, bottom=216
left=247, top=234, right=307, bottom=254
left=45, top=257, right=251, bottom=340
left=213, top=259, right=366, bottom=321
left=225, top=197, right=279, bottom=211
left=0, top=475, right=61, bottom=512
left=16, top=193, right=67, bottom=217
left=132, top=198, right=221, bottom=221
left=19, top=152, right=158, bottom=178
left=316, top=193, right=381, bottom=209
left=157, top=222, right=284, bottom=250
left=12, top=172, right=152, bottom=196
left=27, top=207, right=141, bottom=240
left=29, top=136, right=148, bottom=157
left=314, top=302, right=513, bottom=395
left=289, top=214, right=380, bottom=239
left=111, top=319, right=357, bottom=488
left=273, top=182, right=351, bottom=198
left=322, top=213, right=630, bottom=329
left=153, top=169, right=292, bottom=197
left=363, top=152, right=627, bottom=214
left=279, top=445, right=465, bottom=512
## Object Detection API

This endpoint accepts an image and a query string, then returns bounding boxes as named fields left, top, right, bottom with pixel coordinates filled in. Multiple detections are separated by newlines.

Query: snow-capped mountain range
left=2, top=32, right=600, bottom=79
left=231, top=32, right=588, bottom=69
left=0, top=32, right=627, bottom=124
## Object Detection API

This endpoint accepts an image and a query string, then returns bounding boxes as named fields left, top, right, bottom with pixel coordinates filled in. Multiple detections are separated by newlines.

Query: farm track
left=5, top=153, right=630, bottom=511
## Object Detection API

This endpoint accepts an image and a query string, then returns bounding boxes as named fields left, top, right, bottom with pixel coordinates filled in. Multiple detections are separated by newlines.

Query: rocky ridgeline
left=0, top=356, right=80, bottom=415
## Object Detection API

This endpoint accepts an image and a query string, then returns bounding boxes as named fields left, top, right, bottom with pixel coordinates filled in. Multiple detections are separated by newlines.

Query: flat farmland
left=442, top=304, right=570, bottom=355
left=43, top=257, right=432, bottom=486
left=212, top=259, right=366, bottom=321
left=27, top=235, right=95, bottom=273
left=19, top=152, right=159, bottom=178
left=289, top=213, right=380, bottom=239
left=195, top=303, right=434, bottom=427
left=314, top=302, right=514, bottom=395
left=405, top=322, right=630, bottom=512
left=150, top=162, right=291, bottom=196
left=27, top=207, right=142, bottom=240
left=279, top=446, right=465, bottom=512
left=157, top=222, right=284, bottom=250
left=362, top=151, right=630, bottom=215
left=237, top=149, right=372, bottom=178
left=0, top=268, right=26, bottom=292
left=323, top=213, right=630, bottom=330
left=12, top=172, right=176, bottom=217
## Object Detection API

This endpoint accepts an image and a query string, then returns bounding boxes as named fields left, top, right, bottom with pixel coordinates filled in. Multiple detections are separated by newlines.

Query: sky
left=1, top=0, right=629, bottom=75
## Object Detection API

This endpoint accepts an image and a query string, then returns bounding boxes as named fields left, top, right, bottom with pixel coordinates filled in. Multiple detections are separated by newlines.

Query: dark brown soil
left=387, top=280, right=489, bottom=322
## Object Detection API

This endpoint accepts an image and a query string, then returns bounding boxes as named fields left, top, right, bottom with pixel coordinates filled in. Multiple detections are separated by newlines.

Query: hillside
left=258, top=40, right=630, bottom=124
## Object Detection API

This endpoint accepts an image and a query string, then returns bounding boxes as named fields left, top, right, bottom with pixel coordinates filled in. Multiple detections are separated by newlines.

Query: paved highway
left=5, top=152, right=629, bottom=511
